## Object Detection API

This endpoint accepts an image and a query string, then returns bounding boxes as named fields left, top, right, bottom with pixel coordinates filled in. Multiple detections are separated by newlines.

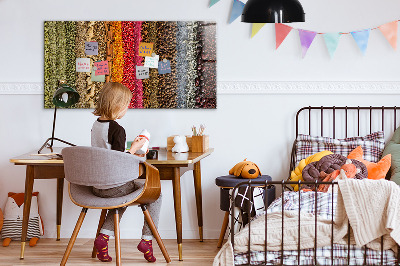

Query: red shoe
left=137, top=239, right=156, bottom=262
left=94, top=233, right=112, bottom=262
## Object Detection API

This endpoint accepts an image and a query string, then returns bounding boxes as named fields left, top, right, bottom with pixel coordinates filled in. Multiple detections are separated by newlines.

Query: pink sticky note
left=94, top=61, right=109, bottom=76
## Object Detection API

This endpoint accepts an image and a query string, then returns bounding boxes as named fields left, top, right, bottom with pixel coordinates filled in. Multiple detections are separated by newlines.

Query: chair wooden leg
left=114, top=210, right=121, bottom=266
left=217, top=211, right=230, bottom=248
left=60, top=208, right=88, bottom=266
left=141, top=205, right=171, bottom=263
left=91, top=209, right=108, bottom=258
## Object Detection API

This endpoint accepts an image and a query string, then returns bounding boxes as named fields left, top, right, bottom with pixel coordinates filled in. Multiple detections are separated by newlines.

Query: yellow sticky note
left=139, top=42, right=154, bottom=57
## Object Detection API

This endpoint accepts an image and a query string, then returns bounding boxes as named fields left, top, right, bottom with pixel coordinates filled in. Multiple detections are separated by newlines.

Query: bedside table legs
left=217, top=211, right=230, bottom=248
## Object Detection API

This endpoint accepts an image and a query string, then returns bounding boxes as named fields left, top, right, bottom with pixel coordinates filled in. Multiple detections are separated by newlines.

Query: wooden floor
left=0, top=239, right=221, bottom=265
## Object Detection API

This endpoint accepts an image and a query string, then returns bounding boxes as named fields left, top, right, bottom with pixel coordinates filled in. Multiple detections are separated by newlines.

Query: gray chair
left=60, top=146, right=171, bottom=265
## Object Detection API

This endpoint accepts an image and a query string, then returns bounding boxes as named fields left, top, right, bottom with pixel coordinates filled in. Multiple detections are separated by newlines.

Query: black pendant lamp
left=241, top=0, right=305, bottom=23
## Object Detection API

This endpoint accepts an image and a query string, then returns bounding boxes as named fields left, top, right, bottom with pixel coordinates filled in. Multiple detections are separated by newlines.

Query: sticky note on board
left=76, top=58, right=91, bottom=72
left=91, top=69, right=105, bottom=82
left=139, top=42, right=154, bottom=57
left=85, top=42, right=98, bottom=55
left=94, top=61, right=109, bottom=76
left=158, top=60, right=171, bottom=74
left=144, top=55, right=159, bottom=68
left=136, top=66, right=150, bottom=79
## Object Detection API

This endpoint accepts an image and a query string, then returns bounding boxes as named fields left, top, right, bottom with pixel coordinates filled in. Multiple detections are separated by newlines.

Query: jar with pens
left=191, top=124, right=209, bottom=153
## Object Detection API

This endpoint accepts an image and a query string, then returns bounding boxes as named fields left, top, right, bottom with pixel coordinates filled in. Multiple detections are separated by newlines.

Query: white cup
left=136, top=129, right=150, bottom=154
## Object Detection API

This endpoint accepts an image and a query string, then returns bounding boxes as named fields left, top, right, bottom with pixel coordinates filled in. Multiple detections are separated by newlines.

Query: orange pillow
left=347, top=146, right=391, bottom=180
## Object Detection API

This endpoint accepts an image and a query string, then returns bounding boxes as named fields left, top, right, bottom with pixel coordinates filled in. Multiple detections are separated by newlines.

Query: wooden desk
left=10, top=147, right=213, bottom=261
left=9, top=148, right=64, bottom=259
left=147, top=148, right=213, bottom=260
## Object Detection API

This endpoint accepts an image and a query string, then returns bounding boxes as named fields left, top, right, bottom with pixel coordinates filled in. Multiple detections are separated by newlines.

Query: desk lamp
left=38, top=81, right=80, bottom=154
left=241, top=0, right=305, bottom=23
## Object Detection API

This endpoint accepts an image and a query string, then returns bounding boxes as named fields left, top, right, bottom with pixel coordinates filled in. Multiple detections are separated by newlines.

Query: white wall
left=1, top=0, right=400, bottom=239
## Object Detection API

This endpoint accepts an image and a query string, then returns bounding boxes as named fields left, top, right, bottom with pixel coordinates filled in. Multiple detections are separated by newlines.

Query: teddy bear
left=1, top=192, right=44, bottom=247
left=172, top=135, right=189, bottom=153
left=229, top=159, right=261, bottom=179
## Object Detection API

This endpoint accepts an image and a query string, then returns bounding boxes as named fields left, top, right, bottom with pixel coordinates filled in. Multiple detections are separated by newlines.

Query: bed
left=214, top=106, right=400, bottom=266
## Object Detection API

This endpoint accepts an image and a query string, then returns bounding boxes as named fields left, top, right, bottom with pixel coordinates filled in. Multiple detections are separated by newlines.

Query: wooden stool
left=215, top=175, right=275, bottom=248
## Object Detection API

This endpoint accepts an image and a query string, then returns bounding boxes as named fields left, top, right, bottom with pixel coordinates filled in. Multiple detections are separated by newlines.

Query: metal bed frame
left=230, top=106, right=400, bottom=266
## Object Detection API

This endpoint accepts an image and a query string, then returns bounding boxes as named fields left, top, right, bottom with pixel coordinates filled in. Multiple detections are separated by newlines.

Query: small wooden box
left=167, top=135, right=192, bottom=151
left=191, top=135, right=209, bottom=153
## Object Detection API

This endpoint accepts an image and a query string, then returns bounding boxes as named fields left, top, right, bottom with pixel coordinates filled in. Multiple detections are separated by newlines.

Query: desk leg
left=172, top=167, right=183, bottom=261
left=193, top=161, right=203, bottom=242
left=20, top=165, right=34, bottom=259
left=56, top=178, right=64, bottom=241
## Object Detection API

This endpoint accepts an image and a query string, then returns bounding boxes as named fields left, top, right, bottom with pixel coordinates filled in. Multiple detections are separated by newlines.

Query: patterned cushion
left=1, top=217, right=40, bottom=240
left=295, top=131, right=385, bottom=166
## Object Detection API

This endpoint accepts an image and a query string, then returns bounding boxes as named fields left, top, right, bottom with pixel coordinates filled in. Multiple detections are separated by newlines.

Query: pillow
left=382, top=126, right=400, bottom=184
left=1, top=192, right=43, bottom=247
left=295, top=131, right=385, bottom=167
left=348, top=146, right=391, bottom=180
left=302, top=154, right=368, bottom=190
left=289, top=150, right=333, bottom=191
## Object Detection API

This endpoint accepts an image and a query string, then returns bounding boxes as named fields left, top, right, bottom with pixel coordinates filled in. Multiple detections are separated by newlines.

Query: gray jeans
left=92, top=180, right=162, bottom=240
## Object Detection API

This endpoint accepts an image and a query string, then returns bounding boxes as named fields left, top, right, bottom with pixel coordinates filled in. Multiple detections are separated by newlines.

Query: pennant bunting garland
left=275, top=23, right=293, bottom=49
left=209, top=0, right=220, bottom=7
left=323, top=33, right=341, bottom=58
left=351, top=29, right=370, bottom=55
left=378, top=21, right=398, bottom=50
left=251, top=23, right=266, bottom=38
left=298, top=29, right=317, bottom=58
left=229, top=0, right=245, bottom=24
left=206, top=2, right=400, bottom=58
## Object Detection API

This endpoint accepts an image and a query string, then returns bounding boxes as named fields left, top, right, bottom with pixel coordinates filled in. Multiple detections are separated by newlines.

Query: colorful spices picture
left=44, top=21, right=217, bottom=109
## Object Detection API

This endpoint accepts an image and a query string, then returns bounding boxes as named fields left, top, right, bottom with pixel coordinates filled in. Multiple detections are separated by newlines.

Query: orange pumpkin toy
left=229, top=159, right=261, bottom=179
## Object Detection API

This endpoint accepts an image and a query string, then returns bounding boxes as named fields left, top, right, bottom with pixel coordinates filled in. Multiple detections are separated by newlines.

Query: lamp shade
left=241, top=0, right=305, bottom=23
left=52, top=84, right=80, bottom=108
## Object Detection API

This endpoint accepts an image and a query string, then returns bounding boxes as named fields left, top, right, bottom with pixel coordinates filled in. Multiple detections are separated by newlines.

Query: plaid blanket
left=235, top=244, right=397, bottom=265
left=234, top=191, right=397, bottom=265
left=266, top=190, right=336, bottom=220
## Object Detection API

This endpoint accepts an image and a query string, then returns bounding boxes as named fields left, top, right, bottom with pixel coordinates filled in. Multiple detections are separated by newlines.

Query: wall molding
left=0, top=83, right=44, bottom=94
left=1, top=81, right=400, bottom=95
left=217, top=81, right=400, bottom=94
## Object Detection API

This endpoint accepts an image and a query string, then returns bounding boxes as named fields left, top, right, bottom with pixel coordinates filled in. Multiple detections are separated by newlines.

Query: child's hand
left=134, top=148, right=149, bottom=157
left=129, top=137, right=147, bottom=155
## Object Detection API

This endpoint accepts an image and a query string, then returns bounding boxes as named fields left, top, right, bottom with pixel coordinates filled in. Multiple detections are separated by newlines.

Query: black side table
left=215, top=175, right=275, bottom=248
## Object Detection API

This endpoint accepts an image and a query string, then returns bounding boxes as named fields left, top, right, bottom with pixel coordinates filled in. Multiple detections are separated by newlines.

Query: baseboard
left=1, top=81, right=400, bottom=95
left=45, top=228, right=222, bottom=239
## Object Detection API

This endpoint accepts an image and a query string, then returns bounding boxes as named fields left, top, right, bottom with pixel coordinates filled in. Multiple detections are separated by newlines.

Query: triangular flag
left=378, top=21, right=397, bottom=50
left=323, top=33, right=341, bottom=58
left=209, top=0, right=220, bottom=7
left=251, top=23, right=266, bottom=38
left=351, top=29, right=370, bottom=55
left=298, top=29, right=317, bottom=58
left=229, top=0, right=245, bottom=24
left=275, top=23, right=293, bottom=49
